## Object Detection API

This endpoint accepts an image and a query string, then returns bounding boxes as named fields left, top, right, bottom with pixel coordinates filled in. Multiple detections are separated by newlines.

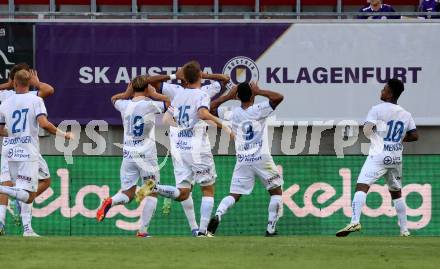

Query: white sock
left=199, top=196, right=214, bottom=234
left=181, top=194, right=198, bottom=231
left=267, top=195, right=282, bottom=233
left=0, top=205, right=6, bottom=224
left=215, top=196, right=236, bottom=221
left=139, top=196, right=157, bottom=233
left=111, top=192, right=129, bottom=206
left=0, top=186, right=29, bottom=202
left=155, top=184, right=180, bottom=200
left=393, top=197, right=408, bottom=232
left=351, top=191, right=367, bottom=224
left=20, top=201, right=33, bottom=233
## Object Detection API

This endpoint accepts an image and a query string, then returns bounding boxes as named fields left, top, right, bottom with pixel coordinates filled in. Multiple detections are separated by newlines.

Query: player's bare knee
left=26, top=192, right=37, bottom=204
left=355, top=183, right=370, bottom=193
left=177, top=188, right=191, bottom=201
left=37, top=178, right=51, bottom=195
left=201, top=185, right=214, bottom=197
left=268, top=186, right=283, bottom=196
left=230, top=193, right=241, bottom=202
left=123, top=187, right=136, bottom=201
left=389, top=189, right=402, bottom=200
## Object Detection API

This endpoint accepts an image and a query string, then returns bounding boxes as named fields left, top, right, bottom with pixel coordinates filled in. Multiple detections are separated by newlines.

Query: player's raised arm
left=145, top=85, right=171, bottom=108
left=30, top=70, right=55, bottom=98
left=0, top=79, right=13, bottom=91
left=202, top=73, right=230, bottom=86
left=210, top=85, right=237, bottom=116
left=111, top=83, right=134, bottom=104
left=250, top=82, right=284, bottom=109
left=144, top=74, right=179, bottom=92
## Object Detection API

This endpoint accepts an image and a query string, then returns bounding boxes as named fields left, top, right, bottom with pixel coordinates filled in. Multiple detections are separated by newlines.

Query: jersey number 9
left=126, top=115, right=144, bottom=137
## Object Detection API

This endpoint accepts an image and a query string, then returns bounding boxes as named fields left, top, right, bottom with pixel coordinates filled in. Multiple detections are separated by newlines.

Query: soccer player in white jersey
left=138, top=61, right=228, bottom=237
left=96, top=76, right=169, bottom=237
left=146, top=69, right=229, bottom=236
left=206, top=82, right=284, bottom=237
left=0, top=70, right=72, bottom=235
left=0, top=63, right=55, bottom=236
left=336, top=79, right=418, bottom=237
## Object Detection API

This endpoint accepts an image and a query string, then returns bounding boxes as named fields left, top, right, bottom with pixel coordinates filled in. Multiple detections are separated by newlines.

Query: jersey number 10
left=384, top=120, right=404, bottom=142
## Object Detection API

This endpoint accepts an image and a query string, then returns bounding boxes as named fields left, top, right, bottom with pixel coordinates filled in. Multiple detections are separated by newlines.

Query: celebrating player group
left=0, top=60, right=418, bottom=238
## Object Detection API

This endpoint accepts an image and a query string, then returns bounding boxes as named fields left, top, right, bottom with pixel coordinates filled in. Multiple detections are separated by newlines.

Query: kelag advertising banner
left=0, top=23, right=34, bottom=83
left=35, top=22, right=440, bottom=125
left=4, top=155, right=437, bottom=236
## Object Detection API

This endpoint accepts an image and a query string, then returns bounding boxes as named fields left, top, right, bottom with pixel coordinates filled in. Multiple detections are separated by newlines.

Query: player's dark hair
left=387, top=78, right=404, bottom=100
left=237, top=82, right=252, bottom=102
left=9, top=63, right=30, bottom=80
left=183, top=60, right=201, bottom=84
left=131, top=76, right=148, bottom=92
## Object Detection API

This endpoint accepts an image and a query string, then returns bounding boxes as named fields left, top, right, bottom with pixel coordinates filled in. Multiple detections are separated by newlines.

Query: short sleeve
left=114, top=100, right=128, bottom=112
left=365, top=106, right=378, bottom=125
left=29, top=90, right=39, bottom=96
left=35, top=98, right=48, bottom=118
left=148, top=101, right=167, bottom=114
left=201, top=81, right=221, bottom=98
left=160, top=83, right=183, bottom=100
left=407, top=114, right=417, bottom=133
left=197, top=92, right=210, bottom=111
left=217, top=106, right=233, bottom=121
left=0, top=106, right=5, bottom=125
left=249, top=101, right=274, bottom=120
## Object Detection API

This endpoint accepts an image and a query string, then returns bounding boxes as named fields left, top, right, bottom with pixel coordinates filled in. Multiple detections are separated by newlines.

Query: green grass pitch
left=0, top=236, right=439, bottom=269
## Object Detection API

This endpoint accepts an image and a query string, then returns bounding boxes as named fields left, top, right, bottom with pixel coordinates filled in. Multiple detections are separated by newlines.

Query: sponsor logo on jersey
left=383, top=155, right=401, bottom=165
left=17, top=174, right=32, bottom=182
left=195, top=168, right=211, bottom=175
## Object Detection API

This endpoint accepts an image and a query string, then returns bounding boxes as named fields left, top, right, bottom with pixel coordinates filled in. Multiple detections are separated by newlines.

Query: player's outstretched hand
left=126, top=82, right=133, bottom=95
left=64, top=132, right=75, bottom=140
left=175, top=68, right=184, bottom=81
left=249, top=81, right=262, bottom=95
left=29, top=69, right=40, bottom=87
left=227, top=85, right=238, bottom=99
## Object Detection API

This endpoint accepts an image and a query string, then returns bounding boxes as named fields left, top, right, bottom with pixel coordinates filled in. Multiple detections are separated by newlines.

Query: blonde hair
left=14, top=69, right=31, bottom=88
left=131, top=75, right=148, bottom=92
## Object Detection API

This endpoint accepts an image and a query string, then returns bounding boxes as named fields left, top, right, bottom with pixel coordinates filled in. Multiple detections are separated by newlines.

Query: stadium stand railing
left=0, top=0, right=436, bottom=19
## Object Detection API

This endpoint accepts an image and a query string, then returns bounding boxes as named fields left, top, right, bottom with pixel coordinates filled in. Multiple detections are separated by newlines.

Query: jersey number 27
left=12, top=108, right=29, bottom=134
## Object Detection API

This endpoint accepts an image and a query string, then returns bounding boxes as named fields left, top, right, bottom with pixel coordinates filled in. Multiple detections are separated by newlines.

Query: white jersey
left=114, top=98, right=166, bottom=161
left=168, top=88, right=211, bottom=153
left=0, top=92, right=47, bottom=162
left=220, top=101, right=274, bottom=164
left=160, top=82, right=221, bottom=152
left=159, top=81, right=221, bottom=101
left=365, top=102, right=416, bottom=163
left=0, top=90, right=38, bottom=104
left=0, top=90, right=40, bottom=154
